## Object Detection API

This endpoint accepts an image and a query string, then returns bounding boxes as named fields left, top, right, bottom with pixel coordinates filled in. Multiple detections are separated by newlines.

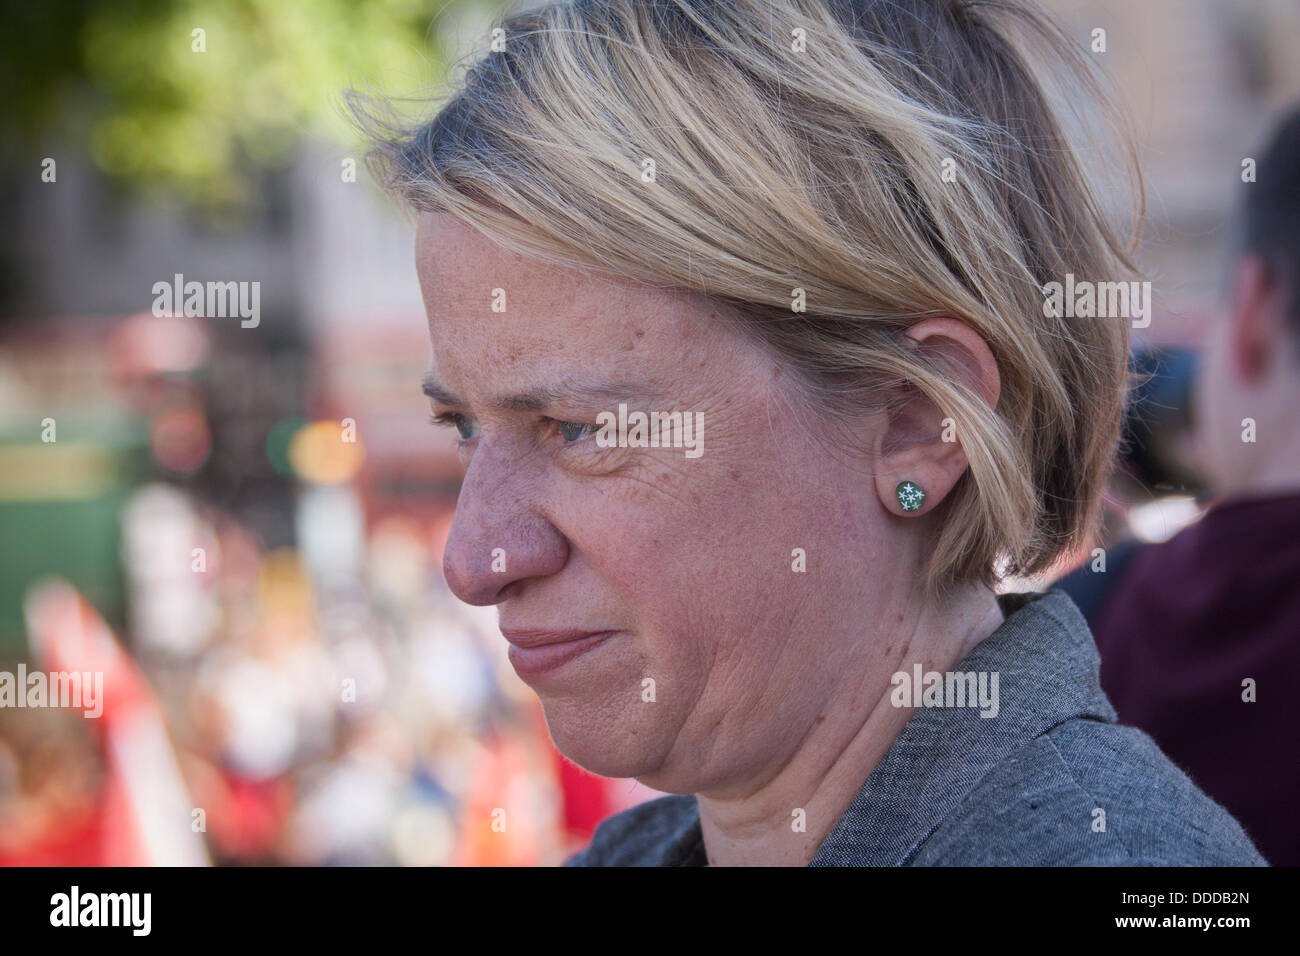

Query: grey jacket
left=564, top=589, right=1266, bottom=866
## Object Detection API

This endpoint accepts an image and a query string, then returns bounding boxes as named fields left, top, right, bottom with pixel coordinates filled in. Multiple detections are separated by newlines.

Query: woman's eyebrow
left=420, top=373, right=664, bottom=412
left=420, top=375, right=461, bottom=406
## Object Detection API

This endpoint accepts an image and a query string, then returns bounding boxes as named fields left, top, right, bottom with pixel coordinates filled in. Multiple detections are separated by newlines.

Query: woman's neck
left=694, top=583, right=1006, bottom=866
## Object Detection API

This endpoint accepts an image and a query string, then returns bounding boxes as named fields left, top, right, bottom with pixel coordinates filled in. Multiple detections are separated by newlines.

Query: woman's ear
left=1228, top=255, right=1277, bottom=384
left=872, top=317, right=1001, bottom=517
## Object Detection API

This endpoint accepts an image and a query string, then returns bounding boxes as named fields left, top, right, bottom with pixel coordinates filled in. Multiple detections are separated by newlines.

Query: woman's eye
left=431, top=412, right=478, bottom=441
left=453, top=414, right=478, bottom=440
left=556, top=420, right=597, bottom=443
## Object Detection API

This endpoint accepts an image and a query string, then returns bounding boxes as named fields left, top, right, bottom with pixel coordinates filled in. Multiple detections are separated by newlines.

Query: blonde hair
left=351, top=0, right=1142, bottom=596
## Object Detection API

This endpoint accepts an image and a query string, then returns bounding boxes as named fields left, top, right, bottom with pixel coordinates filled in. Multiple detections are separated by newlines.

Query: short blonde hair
left=352, top=0, right=1142, bottom=595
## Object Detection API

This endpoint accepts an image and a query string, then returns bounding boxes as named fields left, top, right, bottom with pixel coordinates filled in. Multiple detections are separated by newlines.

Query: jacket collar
left=808, top=588, right=1115, bottom=865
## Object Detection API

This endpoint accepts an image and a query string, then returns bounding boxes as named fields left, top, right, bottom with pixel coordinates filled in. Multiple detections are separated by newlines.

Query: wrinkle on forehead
left=424, top=219, right=687, bottom=332
left=416, top=211, right=717, bottom=331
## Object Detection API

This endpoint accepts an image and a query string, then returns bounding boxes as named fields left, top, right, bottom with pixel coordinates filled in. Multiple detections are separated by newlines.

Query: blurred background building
left=1, top=0, right=1298, bottom=864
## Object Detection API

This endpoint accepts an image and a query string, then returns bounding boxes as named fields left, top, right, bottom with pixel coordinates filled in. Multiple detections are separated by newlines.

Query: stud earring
left=896, top=480, right=926, bottom=513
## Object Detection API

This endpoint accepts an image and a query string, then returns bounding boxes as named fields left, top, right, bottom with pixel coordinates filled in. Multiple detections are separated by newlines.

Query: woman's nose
left=440, top=445, right=569, bottom=606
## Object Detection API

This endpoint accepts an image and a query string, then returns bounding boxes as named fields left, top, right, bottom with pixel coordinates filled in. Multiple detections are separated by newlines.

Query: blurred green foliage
left=1, top=0, right=503, bottom=205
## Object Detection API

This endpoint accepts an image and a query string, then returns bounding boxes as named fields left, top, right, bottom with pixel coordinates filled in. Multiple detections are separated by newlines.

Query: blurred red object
left=0, top=801, right=108, bottom=866
left=13, top=579, right=209, bottom=866
left=555, top=749, right=612, bottom=842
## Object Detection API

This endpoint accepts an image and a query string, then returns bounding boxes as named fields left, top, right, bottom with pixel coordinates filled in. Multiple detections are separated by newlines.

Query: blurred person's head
left=354, top=0, right=1137, bottom=798
left=0, top=705, right=104, bottom=815
left=1196, top=105, right=1300, bottom=498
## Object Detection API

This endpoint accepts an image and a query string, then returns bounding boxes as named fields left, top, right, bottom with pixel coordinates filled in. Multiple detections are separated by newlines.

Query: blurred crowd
left=0, top=312, right=649, bottom=866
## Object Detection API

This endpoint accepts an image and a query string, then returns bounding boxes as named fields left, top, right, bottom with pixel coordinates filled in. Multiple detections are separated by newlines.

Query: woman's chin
left=540, top=701, right=667, bottom=781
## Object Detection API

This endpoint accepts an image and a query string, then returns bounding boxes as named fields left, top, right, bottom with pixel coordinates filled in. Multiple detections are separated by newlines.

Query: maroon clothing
left=1095, top=490, right=1300, bottom=866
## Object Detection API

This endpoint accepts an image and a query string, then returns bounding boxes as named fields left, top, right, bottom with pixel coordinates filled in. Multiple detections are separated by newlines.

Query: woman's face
left=416, top=213, right=908, bottom=794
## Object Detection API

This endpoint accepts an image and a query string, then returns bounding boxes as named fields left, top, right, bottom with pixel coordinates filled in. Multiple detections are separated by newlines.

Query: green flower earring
left=896, top=480, right=926, bottom=513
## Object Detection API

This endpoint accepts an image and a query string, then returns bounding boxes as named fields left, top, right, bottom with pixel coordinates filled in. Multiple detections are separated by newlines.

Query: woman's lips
left=499, top=628, right=618, bottom=679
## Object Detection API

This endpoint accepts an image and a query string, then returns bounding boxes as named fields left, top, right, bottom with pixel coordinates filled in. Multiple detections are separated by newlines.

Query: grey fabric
left=564, top=589, right=1267, bottom=866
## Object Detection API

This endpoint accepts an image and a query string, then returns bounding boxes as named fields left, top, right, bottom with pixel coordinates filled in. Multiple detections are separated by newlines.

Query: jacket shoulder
left=913, top=718, right=1266, bottom=866
left=563, top=794, right=699, bottom=866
